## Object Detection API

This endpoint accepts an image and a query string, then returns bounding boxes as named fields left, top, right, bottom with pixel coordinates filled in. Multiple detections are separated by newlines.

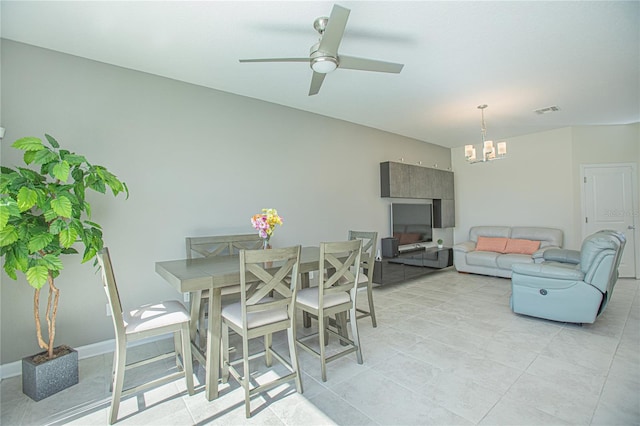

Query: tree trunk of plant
left=33, top=272, right=60, bottom=360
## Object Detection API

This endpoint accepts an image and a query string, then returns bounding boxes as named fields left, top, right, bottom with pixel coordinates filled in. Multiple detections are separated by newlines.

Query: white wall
left=452, top=128, right=575, bottom=245
left=452, top=123, right=639, bottom=265
left=0, top=40, right=452, bottom=364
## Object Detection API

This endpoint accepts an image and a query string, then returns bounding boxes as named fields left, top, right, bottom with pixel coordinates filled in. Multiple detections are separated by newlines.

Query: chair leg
left=221, top=323, right=230, bottom=384
left=367, top=283, right=377, bottom=328
left=180, top=323, right=195, bottom=395
left=264, top=333, right=272, bottom=367
left=199, top=297, right=208, bottom=351
left=109, top=343, right=126, bottom=425
left=349, top=306, right=363, bottom=365
left=242, top=335, right=251, bottom=418
left=323, top=316, right=329, bottom=346
left=173, top=331, right=183, bottom=370
left=287, top=324, right=303, bottom=394
left=319, top=312, right=327, bottom=382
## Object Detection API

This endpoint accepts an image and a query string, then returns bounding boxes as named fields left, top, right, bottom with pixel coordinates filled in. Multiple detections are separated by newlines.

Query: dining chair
left=295, top=239, right=363, bottom=382
left=186, top=234, right=263, bottom=349
left=97, top=248, right=195, bottom=425
left=348, top=230, right=379, bottom=327
left=220, top=245, right=303, bottom=417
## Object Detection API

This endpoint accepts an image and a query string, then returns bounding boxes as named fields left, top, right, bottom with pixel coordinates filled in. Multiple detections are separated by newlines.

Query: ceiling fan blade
left=239, top=58, right=309, bottom=63
left=308, top=71, right=326, bottom=96
left=318, top=5, right=350, bottom=56
left=339, top=55, right=404, bottom=73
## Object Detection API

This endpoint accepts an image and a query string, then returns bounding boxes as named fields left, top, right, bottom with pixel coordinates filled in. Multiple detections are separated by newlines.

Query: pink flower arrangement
left=250, top=208, right=283, bottom=241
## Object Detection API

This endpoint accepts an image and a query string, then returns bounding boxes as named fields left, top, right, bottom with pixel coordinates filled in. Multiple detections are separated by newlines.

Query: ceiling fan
left=239, top=4, right=404, bottom=96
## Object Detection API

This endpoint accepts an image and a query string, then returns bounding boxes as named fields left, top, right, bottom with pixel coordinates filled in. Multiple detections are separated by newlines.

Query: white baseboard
left=1, top=336, right=165, bottom=380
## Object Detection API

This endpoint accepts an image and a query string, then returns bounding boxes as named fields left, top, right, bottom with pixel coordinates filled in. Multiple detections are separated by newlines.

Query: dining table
left=155, top=246, right=320, bottom=401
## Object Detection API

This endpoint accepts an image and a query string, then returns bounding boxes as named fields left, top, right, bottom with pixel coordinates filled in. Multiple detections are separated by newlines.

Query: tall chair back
left=185, top=233, right=263, bottom=349
left=296, top=239, right=364, bottom=381
left=97, top=248, right=194, bottom=424
left=221, top=245, right=303, bottom=417
left=348, top=230, right=378, bottom=327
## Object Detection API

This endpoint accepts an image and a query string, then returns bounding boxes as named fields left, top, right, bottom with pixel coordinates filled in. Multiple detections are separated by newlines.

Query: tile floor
left=1, top=269, right=639, bottom=425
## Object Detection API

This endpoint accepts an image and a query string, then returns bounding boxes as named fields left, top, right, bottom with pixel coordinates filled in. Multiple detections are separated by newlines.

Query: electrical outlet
left=183, top=293, right=190, bottom=303
left=106, top=303, right=111, bottom=317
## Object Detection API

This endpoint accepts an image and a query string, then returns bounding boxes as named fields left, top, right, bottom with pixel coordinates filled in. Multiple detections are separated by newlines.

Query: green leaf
left=59, top=227, right=78, bottom=248
left=0, top=198, right=21, bottom=230
left=48, top=219, right=65, bottom=235
left=12, top=137, right=44, bottom=152
left=0, top=225, right=19, bottom=247
left=26, top=265, right=49, bottom=289
left=45, top=134, right=60, bottom=148
left=42, top=254, right=64, bottom=271
left=33, top=149, right=58, bottom=165
left=82, top=246, right=97, bottom=263
left=23, top=150, right=37, bottom=165
left=28, top=232, right=54, bottom=252
left=63, top=154, right=87, bottom=165
left=51, top=196, right=73, bottom=218
left=16, top=187, right=38, bottom=211
left=52, top=160, right=70, bottom=182
left=88, top=178, right=106, bottom=194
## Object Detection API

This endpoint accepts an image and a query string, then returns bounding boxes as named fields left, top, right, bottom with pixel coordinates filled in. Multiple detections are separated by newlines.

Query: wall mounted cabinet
left=380, top=161, right=455, bottom=228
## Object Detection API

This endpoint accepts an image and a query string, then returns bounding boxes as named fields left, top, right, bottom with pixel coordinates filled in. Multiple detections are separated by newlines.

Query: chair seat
left=222, top=297, right=288, bottom=329
left=124, top=301, right=190, bottom=334
left=296, top=287, right=350, bottom=310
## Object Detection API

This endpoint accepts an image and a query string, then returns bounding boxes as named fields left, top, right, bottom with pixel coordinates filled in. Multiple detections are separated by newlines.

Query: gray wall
left=0, top=40, right=452, bottom=364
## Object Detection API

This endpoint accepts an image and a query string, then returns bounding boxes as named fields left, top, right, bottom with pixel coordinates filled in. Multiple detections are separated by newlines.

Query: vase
left=263, top=239, right=271, bottom=250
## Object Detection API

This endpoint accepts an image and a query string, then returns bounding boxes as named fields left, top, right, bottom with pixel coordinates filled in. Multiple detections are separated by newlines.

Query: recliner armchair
left=510, top=230, right=626, bottom=324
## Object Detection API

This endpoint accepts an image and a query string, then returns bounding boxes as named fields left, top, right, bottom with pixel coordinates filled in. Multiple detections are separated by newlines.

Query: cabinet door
left=433, top=199, right=455, bottom=228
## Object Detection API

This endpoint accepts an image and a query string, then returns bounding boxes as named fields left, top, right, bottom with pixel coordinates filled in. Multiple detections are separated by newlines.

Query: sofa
left=453, top=226, right=564, bottom=278
left=511, top=230, right=626, bottom=323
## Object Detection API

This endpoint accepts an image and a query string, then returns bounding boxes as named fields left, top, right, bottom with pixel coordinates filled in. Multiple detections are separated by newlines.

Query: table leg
left=189, top=290, right=201, bottom=343
left=300, top=272, right=311, bottom=328
left=205, top=286, right=222, bottom=401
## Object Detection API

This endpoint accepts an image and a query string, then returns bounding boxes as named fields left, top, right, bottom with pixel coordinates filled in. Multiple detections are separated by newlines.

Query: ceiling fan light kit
left=239, top=4, right=404, bottom=95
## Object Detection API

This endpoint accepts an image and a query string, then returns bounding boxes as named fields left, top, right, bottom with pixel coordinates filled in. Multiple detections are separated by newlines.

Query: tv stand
left=373, top=247, right=453, bottom=285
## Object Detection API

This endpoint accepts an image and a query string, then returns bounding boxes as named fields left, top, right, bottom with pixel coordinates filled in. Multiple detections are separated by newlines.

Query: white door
left=581, top=163, right=637, bottom=278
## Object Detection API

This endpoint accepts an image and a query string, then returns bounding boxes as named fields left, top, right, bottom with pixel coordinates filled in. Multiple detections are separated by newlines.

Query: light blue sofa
left=453, top=226, right=564, bottom=278
left=510, top=230, right=626, bottom=324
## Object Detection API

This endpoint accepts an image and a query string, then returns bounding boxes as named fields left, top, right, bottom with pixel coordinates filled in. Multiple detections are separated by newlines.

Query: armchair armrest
left=543, top=248, right=581, bottom=264
left=453, top=241, right=475, bottom=253
left=512, top=262, right=584, bottom=281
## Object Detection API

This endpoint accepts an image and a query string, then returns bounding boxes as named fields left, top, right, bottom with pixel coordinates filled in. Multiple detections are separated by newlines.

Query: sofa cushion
left=511, top=227, right=563, bottom=248
left=466, top=251, right=500, bottom=268
left=497, top=253, right=533, bottom=270
left=504, top=239, right=540, bottom=255
left=476, top=236, right=508, bottom=253
left=470, top=226, right=511, bottom=243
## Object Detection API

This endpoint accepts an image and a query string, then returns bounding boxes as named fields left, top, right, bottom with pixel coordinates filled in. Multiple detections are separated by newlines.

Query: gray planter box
left=22, top=346, right=79, bottom=401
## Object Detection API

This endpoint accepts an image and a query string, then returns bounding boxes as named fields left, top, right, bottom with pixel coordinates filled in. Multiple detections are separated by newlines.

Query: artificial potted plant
left=437, top=239, right=444, bottom=249
left=0, top=135, right=128, bottom=400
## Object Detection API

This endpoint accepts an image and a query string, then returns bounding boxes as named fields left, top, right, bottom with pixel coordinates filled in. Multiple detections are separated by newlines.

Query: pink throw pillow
left=475, top=236, right=508, bottom=253
left=504, top=238, right=541, bottom=255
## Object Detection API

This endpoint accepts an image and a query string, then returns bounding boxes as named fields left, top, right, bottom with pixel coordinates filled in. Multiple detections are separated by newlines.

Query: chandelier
left=465, top=105, right=507, bottom=163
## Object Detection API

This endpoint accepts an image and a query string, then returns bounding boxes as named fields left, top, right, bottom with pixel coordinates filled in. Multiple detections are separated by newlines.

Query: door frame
left=580, top=162, right=638, bottom=279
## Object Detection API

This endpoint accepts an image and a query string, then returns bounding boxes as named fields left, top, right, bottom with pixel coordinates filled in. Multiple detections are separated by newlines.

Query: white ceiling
left=1, top=1, right=638, bottom=148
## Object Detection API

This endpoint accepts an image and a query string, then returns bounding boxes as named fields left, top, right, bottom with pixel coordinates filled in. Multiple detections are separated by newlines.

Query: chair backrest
left=579, top=230, right=625, bottom=293
left=348, top=230, right=378, bottom=277
left=186, top=234, right=263, bottom=258
left=239, top=245, right=301, bottom=325
left=97, top=247, right=126, bottom=340
left=318, top=240, right=363, bottom=306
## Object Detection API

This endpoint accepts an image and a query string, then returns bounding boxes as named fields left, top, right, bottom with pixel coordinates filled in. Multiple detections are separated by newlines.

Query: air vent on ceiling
left=534, top=105, right=560, bottom=115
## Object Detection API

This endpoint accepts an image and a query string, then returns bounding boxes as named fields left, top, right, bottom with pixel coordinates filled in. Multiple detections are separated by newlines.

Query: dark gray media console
left=373, top=246, right=453, bottom=285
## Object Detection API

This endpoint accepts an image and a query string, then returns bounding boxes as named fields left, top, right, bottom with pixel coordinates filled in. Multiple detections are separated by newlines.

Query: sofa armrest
left=543, top=248, right=581, bottom=264
left=512, top=262, right=584, bottom=281
left=453, top=241, right=475, bottom=253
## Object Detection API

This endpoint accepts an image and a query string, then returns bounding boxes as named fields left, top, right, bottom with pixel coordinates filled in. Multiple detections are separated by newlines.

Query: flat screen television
left=391, top=203, right=433, bottom=246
